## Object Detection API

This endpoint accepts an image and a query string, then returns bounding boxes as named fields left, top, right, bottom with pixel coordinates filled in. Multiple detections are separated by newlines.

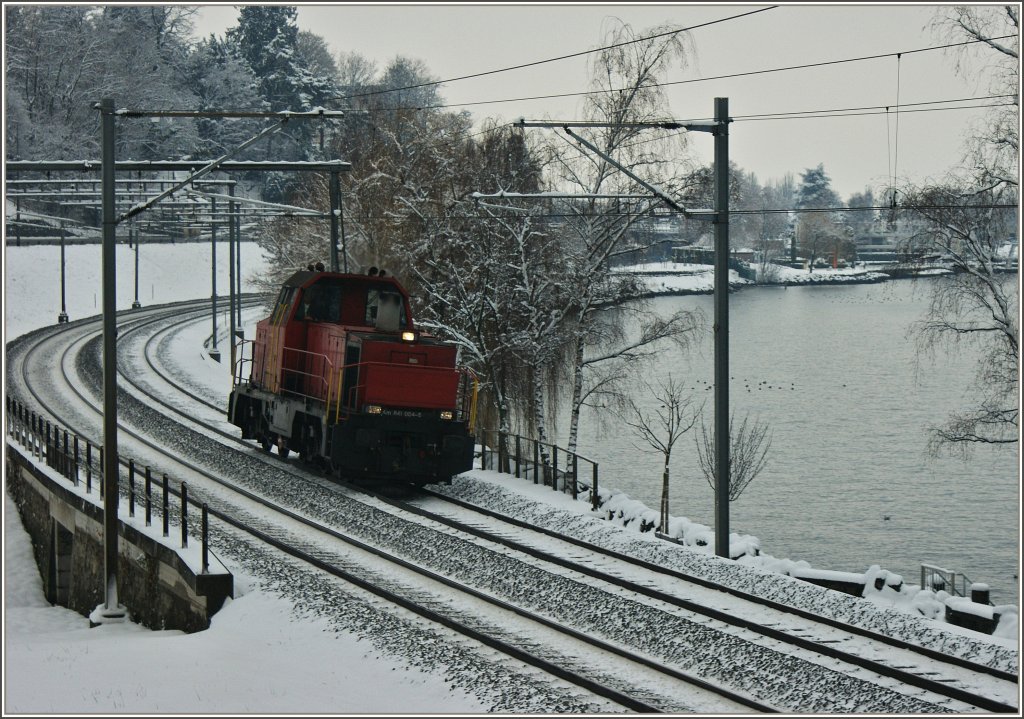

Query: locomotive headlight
left=366, top=404, right=383, bottom=414
left=401, top=330, right=416, bottom=342
left=439, top=410, right=454, bottom=421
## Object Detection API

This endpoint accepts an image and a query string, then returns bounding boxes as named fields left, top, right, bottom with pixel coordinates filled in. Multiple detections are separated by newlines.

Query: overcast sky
left=191, top=3, right=1007, bottom=200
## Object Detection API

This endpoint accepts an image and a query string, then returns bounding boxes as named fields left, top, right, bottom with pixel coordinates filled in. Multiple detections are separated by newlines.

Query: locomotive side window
left=271, top=287, right=296, bottom=325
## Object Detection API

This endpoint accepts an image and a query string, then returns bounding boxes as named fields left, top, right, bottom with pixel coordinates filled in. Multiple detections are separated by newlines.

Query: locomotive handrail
left=232, top=338, right=255, bottom=387
left=278, top=345, right=334, bottom=403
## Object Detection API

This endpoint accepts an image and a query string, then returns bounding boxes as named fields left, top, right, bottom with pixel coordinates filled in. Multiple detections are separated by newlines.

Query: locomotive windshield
left=299, top=282, right=341, bottom=322
left=367, top=289, right=406, bottom=330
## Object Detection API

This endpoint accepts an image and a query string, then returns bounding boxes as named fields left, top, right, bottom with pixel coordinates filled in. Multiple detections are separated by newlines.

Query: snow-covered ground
left=3, top=243, right=1019, bottom=713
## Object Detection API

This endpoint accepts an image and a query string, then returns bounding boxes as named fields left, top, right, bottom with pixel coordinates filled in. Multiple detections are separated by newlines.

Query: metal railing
left=920, top=563, right=975, bottom=598
left=278, top=345, right=334, bottom=402
left=6, top=396, right=216, bottom=574
left=476, top=429, right=600, bottom=511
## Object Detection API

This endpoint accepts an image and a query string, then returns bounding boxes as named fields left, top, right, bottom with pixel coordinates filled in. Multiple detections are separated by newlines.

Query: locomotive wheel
left=259, top=434, right=273, bottom=453
left=301, top=427, right=324, bottom=468
left=277, top=436, right=290, bottom=458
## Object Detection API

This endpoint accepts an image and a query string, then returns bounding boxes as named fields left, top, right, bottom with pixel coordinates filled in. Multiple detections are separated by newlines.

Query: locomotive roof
left=282, top=270, right=406, bottom=293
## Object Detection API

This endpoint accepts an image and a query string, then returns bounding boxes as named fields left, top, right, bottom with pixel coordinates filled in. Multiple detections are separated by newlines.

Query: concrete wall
left=6, top=444, right=232, bottom=633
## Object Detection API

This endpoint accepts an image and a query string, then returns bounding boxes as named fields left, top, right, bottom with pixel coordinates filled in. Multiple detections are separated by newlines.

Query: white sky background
left=192, top=2, right=998, bottom=200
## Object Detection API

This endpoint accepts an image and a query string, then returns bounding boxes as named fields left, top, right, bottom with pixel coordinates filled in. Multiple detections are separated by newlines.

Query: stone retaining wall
left=6, top=443, right=232, bottom=633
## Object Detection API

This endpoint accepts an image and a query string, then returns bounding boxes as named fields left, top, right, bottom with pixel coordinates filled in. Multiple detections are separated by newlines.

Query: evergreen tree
left=226, top=7, right=336, bottom=113
left=225, top=6, right=338, bottom=199
left=794, top=164, right=847, bottom=269
left=183, top=35, right=268, bottom=158
left=795, top=163, right=842, bottom=209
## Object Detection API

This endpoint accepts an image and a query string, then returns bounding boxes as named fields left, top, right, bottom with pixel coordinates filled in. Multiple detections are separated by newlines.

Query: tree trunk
left=660, top=459, right=670, bottom=533
left=532, top=360, right=552, bottom=484
left=566, top=331, right=587, bottom=456
left=497, top=391, right=511, bottom=474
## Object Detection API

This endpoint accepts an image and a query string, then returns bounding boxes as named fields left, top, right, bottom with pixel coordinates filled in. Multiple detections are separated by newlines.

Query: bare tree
left=695, top=411, right=773, bottom=502
left=902, top=183, right=1018, bottom=451
left=623, top=377, right=699, bottom=532
left=930, top=5, right=1018, bottom=192
left=903, top=6, right=1020, bottom=452
left=544, top=20, right=700, bottom=455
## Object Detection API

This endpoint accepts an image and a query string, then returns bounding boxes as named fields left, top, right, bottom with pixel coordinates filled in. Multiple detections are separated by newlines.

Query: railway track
left=6, top=303, right=757, bottom=712
left=6, top=300, right=1019, bottom=713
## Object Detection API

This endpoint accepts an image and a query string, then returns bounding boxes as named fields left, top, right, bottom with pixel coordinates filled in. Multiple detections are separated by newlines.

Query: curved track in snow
left=5, top=301, right=1018, bottom=714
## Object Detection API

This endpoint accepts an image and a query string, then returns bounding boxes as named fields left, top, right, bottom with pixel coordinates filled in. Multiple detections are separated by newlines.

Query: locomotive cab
left=229, top=269, right=476, bottom=487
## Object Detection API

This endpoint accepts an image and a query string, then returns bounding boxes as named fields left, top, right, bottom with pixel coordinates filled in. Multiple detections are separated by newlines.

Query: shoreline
left=624, top=263, right=964, bottom=299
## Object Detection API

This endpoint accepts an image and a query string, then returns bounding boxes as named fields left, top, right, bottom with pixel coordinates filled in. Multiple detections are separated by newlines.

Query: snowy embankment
left=435, top=471, right=1019, bottom=669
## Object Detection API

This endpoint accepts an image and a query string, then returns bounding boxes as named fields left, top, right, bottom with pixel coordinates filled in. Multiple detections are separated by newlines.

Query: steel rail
left=395, top=490, right=1019, bottom=713
left=70, top=302, right=1017, bottom=713
left=9, top=304, right=771, bottom=713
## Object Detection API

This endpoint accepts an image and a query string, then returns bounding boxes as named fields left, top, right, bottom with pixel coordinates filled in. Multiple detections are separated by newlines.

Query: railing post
left=145, top=467, right=152, bottom=526
left=162, top=474, right=169, bottom=537
left=60, top=429, right=68, bottom=477
left=592, top=462, right=599, bottom=511
left=533, top=439, right=539, bottom=484
left=73, top=435, right=80, bottom=486
left=498, top=431, right=506, bottom=474
left=552, top=445, right=558, bottom=492
left=128, top=460, right=136, bottom=518
left=515, top=435, right=522, bottom=478
left=181, top=482, right=188, bottom=548
left=62, top=429, right=70, bottom=478
left=479, top=430, right=486, bottom=470
left=201, top=503, right=209, bottom=574
left=98, top=447, right=104, bottom=499
left=45, top=420, right=52, bottom=466
left=572, top=453, right=578, bottom=500
left=51, top=424, right=59, bottom=472
left=86, top=442, right=93, bottom=493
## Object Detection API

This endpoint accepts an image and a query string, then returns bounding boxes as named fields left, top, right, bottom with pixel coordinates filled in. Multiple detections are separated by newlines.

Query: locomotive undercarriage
left=228, top=384, right=473, bottom=486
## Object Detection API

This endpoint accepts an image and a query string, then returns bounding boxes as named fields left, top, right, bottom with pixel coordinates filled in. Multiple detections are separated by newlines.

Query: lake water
left=572, top=280, right=1020, bottom=605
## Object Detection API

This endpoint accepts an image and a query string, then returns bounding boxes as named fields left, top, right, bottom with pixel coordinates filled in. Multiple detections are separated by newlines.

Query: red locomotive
left=228, top=268, right=478, bottom=486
